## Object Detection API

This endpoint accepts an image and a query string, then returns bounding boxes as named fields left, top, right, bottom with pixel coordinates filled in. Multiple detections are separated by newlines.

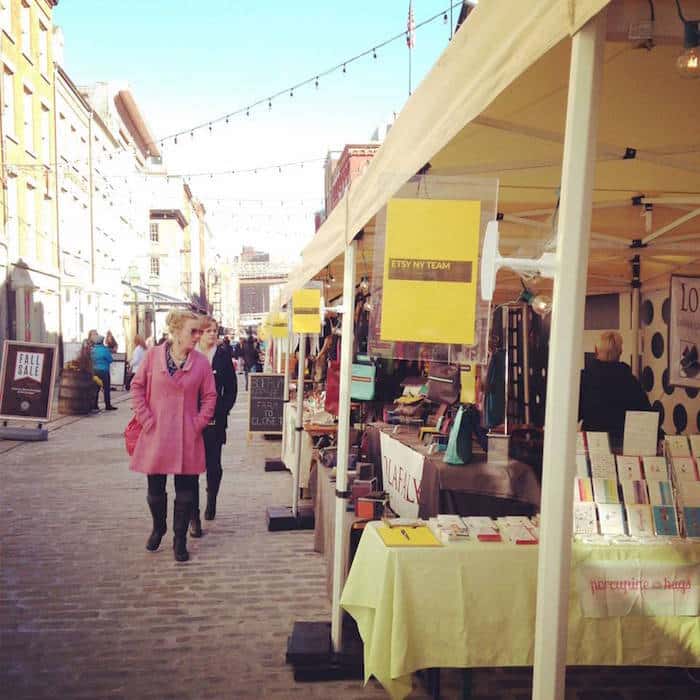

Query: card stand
left=285, top=618, right=363, bottom=682
left=265, top=504, right=314, bottom=531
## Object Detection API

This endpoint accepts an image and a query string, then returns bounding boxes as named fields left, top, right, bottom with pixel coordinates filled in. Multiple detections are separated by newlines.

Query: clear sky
left=54, top=1, right=463, bottom=262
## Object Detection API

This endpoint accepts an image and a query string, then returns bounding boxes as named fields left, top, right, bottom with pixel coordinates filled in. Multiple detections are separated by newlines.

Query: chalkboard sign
left=248, top=373, right=285, bottom=434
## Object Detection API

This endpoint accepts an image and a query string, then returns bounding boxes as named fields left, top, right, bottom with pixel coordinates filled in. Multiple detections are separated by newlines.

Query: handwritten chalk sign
left=248, top=373, right=285, bottom=434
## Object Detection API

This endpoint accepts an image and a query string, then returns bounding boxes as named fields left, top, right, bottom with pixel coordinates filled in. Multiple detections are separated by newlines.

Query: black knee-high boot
left=204, top=470, right=221, bottom=520
left=146, top=494, right=167, bottom=552
left=189, top=477, right=203, bottom=538
left=173, top=492, right=193, bottom=562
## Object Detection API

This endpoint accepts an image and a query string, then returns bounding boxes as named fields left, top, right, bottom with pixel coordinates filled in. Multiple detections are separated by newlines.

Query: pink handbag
left=124, top=416, right=142, bottom=456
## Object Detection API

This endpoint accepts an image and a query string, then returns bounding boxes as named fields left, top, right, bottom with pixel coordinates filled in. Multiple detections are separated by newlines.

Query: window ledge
left=40, top=71, right=50, bottom=85
left=24, top=148, right=37, bottom=160
left=2, top=27, right=16, bottom=44
left=22, top=51, right=34, bottom=66
left=5, top=132, right=19, bottom=145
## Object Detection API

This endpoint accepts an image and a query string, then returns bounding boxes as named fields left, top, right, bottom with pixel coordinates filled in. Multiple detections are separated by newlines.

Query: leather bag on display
left=351, top=359, right=376, bottom=401
left=427, top=364, right=461, bottom=405
left=324, top=358, right=340, bottom=415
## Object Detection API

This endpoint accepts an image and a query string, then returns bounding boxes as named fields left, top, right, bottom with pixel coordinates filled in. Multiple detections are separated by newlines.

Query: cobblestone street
left=1, top=389, right=698, bottom=700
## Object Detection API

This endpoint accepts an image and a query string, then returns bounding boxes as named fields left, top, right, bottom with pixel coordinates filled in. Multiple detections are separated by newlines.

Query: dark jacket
left=207, top=346, right=237, bottom=443
left=241, top=337, right=260, bottom=371
left=578, top=359, right=656, bottom=443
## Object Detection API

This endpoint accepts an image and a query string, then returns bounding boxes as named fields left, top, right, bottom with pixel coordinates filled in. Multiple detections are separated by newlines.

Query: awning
left=284, top=0, right=700, bottom=303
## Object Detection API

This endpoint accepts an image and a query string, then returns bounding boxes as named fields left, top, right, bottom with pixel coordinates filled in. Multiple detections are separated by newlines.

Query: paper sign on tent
left=292, top=289, right=321, bottom=334
left=380, top=198, right=481, bottom=345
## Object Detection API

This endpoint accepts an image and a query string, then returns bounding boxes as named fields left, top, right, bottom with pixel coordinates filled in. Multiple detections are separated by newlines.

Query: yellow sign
left=271, top=312, right=289, bottom=339
left=292, top=289, right=321, bottom=334
left=259, top=314, right=272, bottom=341
left=380, top=198, right=481, bottom=345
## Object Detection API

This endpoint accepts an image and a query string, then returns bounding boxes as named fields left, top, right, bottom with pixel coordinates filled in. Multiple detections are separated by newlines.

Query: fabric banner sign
left=669, top=275, right=700, bottom=389
left=380, top=198, right=481, bottom=345
left=577, top=560, right=700, bottom=617
left=0, top=341, right=58, bottom=422
left=292, top=289, right=321, bottom=334
left=380, top=432, right=425, bottom=518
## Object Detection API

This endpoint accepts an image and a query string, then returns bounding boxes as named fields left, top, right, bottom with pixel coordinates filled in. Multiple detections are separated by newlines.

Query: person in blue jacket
left=91, top=335, right=117, bottom=411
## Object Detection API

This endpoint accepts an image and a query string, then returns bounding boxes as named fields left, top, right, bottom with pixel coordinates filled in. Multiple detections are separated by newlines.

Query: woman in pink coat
left=130, top=310, right=217, bottom=562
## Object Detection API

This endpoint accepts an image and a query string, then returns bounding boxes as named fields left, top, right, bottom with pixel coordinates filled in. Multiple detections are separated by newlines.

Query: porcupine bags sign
left=0, top=341, right=57, bottom=422
left=380, top=199, right=481, bottom=345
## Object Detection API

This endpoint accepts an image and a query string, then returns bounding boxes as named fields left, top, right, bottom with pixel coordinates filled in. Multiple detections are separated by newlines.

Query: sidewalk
left=1, top=392, right=698, bottom=699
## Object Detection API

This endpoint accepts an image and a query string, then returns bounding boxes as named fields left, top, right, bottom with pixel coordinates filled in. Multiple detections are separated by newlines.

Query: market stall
left=280, top=1, right=700, bottom=696
left=341, top=522, right=700, bottom=700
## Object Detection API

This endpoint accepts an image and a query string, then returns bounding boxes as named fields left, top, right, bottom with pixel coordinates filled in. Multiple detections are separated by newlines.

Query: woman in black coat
left=190, top=316, right=237, bottom=536
left=579, top=330, right=660, bottom=450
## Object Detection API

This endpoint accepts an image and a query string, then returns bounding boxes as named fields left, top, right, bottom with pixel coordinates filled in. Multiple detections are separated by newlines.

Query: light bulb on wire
left=675, top=0, right=700, bottom=78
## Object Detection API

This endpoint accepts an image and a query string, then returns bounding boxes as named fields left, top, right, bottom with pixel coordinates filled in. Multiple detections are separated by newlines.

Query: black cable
left=153, top=1, right=464, bottom=147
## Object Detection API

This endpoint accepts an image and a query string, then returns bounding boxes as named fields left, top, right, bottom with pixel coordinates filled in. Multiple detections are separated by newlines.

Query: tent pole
left=532, top=10, right=606, bottom=700
left=284, top=314, right=292, bottom=403
left=631, top=255, right=641, bottom=377
left=331, top=239, right=357, bottom=653
left=291, top=331, right=306, bottom=519
left=522, top=304, right=531, bottom=425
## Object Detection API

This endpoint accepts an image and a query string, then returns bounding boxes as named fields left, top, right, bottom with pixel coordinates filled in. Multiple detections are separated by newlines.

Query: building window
left=149, top=222, right=159, bottom=242
left=24, top=182, right=36, bottom=260
left=20, top=1, right=31, bottom=58
left=40, top=104, right=49, bottom=163
left=23, top=87, right=34, bottom=153
left=2, top=67, right=15, bottom=139
left=6, top=175, right=18, bottom=242
left=0, top=1, right=11, bottom=35
left=38, top=22, right=49, bottom=75
left=42, top=196, right=51, bottom=245
left=150, top=257, right=160, bottom=277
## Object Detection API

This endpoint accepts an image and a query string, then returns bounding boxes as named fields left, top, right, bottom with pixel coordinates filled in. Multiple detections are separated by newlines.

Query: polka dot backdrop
left=641, top=289, right=700, bottom=436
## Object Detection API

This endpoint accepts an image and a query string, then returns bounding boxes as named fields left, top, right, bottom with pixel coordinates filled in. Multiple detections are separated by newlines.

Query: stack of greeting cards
left=670, top=453, right=700, bottom=538
left=572, top=430, right=700, bottom=540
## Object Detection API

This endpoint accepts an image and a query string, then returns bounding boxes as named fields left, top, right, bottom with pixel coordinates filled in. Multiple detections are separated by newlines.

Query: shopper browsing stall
left=578, top=331, right=659, bottom=450
left=129, top=310, right=217, bottom=562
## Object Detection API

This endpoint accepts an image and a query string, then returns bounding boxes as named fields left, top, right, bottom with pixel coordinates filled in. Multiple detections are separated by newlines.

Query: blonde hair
left=597, top=331, right=623, bottom=362
left=165, top=309, right=200, bottom=335
left=200, top=315, right=218, bottom=330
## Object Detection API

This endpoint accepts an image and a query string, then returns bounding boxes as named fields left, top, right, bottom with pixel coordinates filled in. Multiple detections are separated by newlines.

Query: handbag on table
left=427, top=364, right=461, bottom=405
left=351, top=356, right=376, bottom=401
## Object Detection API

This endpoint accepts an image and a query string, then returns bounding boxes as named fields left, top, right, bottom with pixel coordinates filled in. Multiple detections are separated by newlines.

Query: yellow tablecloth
left=340, top=523, right=700, bottom=700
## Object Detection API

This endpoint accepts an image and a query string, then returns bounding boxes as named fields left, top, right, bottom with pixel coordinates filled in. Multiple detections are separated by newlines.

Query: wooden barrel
left=58, top=370, right=96, bottom=415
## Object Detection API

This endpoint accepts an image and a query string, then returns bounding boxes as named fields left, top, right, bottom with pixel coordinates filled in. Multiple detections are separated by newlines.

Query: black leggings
left=147, top=474, right=198, bottom=499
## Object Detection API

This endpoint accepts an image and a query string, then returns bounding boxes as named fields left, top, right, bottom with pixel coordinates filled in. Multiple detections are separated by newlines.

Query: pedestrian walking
left=125, top=334, right=147, bottom=390
left=129, top=310, right=216, bottom=562
left=105, top=330, right=118, bottom=352
left=91, top=335, right=117, bottom=410
left=189, top=316, right=237, bottom=536
left=241, top=330, right=261, bottom=390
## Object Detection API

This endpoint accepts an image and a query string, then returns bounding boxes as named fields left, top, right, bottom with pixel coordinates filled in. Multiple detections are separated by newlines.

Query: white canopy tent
left=281, top=1, right=700, bottom=698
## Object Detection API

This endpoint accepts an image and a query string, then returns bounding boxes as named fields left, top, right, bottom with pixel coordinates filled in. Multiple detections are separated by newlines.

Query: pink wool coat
left=129, top=344, right=217, bottom=475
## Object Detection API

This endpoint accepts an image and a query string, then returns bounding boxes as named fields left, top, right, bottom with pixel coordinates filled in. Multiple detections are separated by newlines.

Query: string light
left=152, top=2, right=464, bottom=151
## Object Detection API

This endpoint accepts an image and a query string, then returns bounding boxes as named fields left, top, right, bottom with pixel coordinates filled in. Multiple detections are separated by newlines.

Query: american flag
left=406, top=1, right=415, bottom=49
